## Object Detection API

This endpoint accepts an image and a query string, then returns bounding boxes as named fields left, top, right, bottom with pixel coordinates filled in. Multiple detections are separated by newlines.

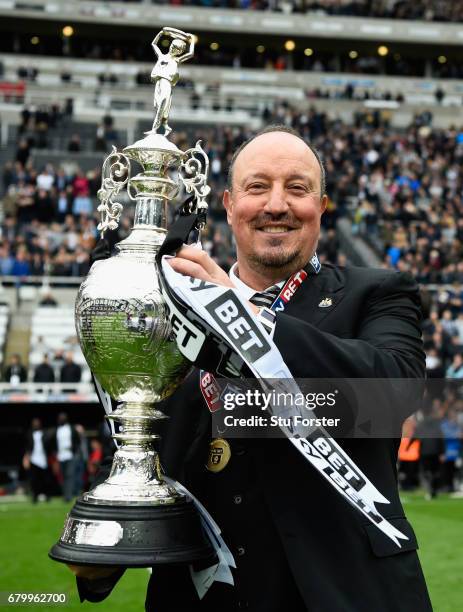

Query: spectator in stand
left=72, top=170, right=92, bottom=217
left=0, top=243, right=14, bottom=275
left=11, top=247, right=30, bottom=277
left=68, top=134, right=81, bottom=152
left=51, top=246, right=71, bottom=276
left=34, top=188, right=55, bottom=224
left=94, top=124, right=107, bottom=152
left=23, top=417, right=51, bottom=503
left=33, top=354, right=55, bottom=383
left=15, top=183, right=36, bottom=225
left=56, top=189, right=72, bottom=222
left=446, top=353, right=463, bottom=378
left=4, top=353, right=27, bottom=384
left=36, top=166, right=55, bottom=192
left=30, top=253, right=44, bottom=275
left=39, top=292, right=58, bottom=306
left=60, top=352, right=82, bottom=383
left=71, top=245, right=91, bottom=277
left=16, top=139, right=30, bottom=166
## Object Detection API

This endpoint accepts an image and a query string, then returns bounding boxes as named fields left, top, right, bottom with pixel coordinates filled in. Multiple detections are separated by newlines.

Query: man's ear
left=320, top=194, right=328, bottom=215
left=223, top=189, right=233, bottom=225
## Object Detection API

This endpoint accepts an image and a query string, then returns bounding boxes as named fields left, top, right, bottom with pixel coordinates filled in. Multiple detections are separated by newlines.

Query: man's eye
left=288, top=185, right=307, bottom=192
left=248, top=184, right=266, bottom=191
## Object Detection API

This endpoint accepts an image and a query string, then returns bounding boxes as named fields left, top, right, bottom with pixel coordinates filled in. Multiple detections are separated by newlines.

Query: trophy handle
left=97, top=146, right=131, bottom=235
left=179, top=140, right=211, bottom=230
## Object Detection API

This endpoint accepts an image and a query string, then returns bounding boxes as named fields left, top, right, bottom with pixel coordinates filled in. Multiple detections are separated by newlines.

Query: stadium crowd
left=90, top=0, right=463, bottom=23
left=2, top=101, right=463, bottom=409
left=4, top=102, right=463, bottom=289
left=0, top=102, right=346, bottom=283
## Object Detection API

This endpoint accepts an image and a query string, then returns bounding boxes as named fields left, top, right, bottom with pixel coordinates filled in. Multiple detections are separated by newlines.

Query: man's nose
left=263, top=185, right=289, bottom=215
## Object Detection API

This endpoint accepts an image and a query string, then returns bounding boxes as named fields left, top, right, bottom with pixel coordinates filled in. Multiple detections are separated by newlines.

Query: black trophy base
left=49, top=497, right=216, bottom=567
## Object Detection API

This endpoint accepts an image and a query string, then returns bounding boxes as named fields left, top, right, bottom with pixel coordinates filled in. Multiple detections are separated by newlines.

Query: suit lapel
left=285, top=266, right=345, bottom=327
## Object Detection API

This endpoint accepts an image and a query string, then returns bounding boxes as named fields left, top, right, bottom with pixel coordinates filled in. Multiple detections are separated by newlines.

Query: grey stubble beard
left=247, top=241, right=304, bottom=275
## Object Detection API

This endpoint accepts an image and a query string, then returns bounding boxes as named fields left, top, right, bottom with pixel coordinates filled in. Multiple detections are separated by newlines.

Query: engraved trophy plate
left=49, top=27, right=215, bottom=568
left=61, top=518, right=124, bottom=547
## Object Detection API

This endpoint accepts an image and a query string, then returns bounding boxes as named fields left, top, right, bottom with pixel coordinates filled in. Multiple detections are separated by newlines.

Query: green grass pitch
left=0, top=493, right=461, bottom=611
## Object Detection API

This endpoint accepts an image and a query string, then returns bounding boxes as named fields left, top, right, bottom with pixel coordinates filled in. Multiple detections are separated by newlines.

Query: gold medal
left=206, top=438, right=231, bottom=473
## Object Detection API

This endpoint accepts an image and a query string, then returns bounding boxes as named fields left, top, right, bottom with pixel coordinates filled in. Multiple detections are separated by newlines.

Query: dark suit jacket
left=80, top=264, right=432, bottom=612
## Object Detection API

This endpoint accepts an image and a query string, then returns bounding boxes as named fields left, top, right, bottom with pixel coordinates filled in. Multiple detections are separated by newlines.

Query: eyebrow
left=241, top=172, right=271, bottom=184
left=241, top=172, right=314, bottom=184
left=286, top=173, right=313, bottom=183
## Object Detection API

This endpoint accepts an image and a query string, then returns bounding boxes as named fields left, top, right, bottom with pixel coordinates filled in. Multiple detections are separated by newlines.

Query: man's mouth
left=258, top=226, right=294, bottom=234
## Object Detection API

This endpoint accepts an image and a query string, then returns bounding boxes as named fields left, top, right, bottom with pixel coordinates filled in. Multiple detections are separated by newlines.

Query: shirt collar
left=228, top=252, right=321, bottom=298
left=229, top=263, right=284, bottom=300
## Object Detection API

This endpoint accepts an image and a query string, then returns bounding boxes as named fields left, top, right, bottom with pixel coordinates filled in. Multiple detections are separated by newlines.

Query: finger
left=168, top=258, right=212, bottom=282
left=67, top=564, right=116, bottom=579
left=171, top=247, right=234, bottom=288
left=175, top=246, right=218, bottom=275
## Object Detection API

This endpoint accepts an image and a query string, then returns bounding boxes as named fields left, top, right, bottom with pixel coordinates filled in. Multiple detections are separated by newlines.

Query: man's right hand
left=67, top=564, right=120, bottom=581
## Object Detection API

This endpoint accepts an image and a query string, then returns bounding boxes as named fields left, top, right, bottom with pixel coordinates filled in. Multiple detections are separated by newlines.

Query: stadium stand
left=81, top=0, right=463, bottom=23
left=29, top=306, right=91, bottom=383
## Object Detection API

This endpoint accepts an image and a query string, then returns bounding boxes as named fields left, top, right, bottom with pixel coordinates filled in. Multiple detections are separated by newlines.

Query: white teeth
left=261, top=227, right=290, bottom=233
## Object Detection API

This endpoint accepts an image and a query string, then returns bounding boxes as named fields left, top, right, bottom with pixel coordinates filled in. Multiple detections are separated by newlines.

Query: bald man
left=74, top=126, right=432, bottom=612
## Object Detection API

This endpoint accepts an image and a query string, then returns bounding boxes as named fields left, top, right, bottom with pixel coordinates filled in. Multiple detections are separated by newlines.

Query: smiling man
left=168, top=128, right=327, bottom=296
left=222, top=129, right=327, bottom=288
left=75, top=126, right=432, bottom=612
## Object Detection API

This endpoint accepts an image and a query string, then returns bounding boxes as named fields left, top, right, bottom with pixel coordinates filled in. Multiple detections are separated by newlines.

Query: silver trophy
left=50, top=28, right=213, bottom=567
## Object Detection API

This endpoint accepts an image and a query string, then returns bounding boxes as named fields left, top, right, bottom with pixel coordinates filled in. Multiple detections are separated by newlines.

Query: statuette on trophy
left=150, top=27, right=194, bottom=135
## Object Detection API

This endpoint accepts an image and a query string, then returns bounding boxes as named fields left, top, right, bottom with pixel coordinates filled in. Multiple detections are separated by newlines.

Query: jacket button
left=237, top=546, right=245, bottom=556
left=233, top=494, right=242, bottom=505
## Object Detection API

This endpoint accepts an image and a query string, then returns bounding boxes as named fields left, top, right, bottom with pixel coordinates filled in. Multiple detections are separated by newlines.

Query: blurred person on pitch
left=87, top=439, right=103, bottom=490
left=440, top=407, right=462, bottom=493
left=408, top=403, right=445, bottom=500
left=49, top=412, right=80, bottom=502
left=73, top=424, right=89, bottom=497
left=70, top=127, right=431, bottom=611
left=398, top=416, right=420, bottom=491
left=23, top=418, right=51, bottom=503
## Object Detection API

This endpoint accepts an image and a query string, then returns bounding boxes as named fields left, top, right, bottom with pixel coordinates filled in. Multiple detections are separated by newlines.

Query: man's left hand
left=168, top=246, right=259, bottom=314
left=168, top=246, right=234, bottom=288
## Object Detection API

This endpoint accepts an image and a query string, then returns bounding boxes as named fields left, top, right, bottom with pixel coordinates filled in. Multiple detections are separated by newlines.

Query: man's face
left=223, top=132, right=327, bottom=278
